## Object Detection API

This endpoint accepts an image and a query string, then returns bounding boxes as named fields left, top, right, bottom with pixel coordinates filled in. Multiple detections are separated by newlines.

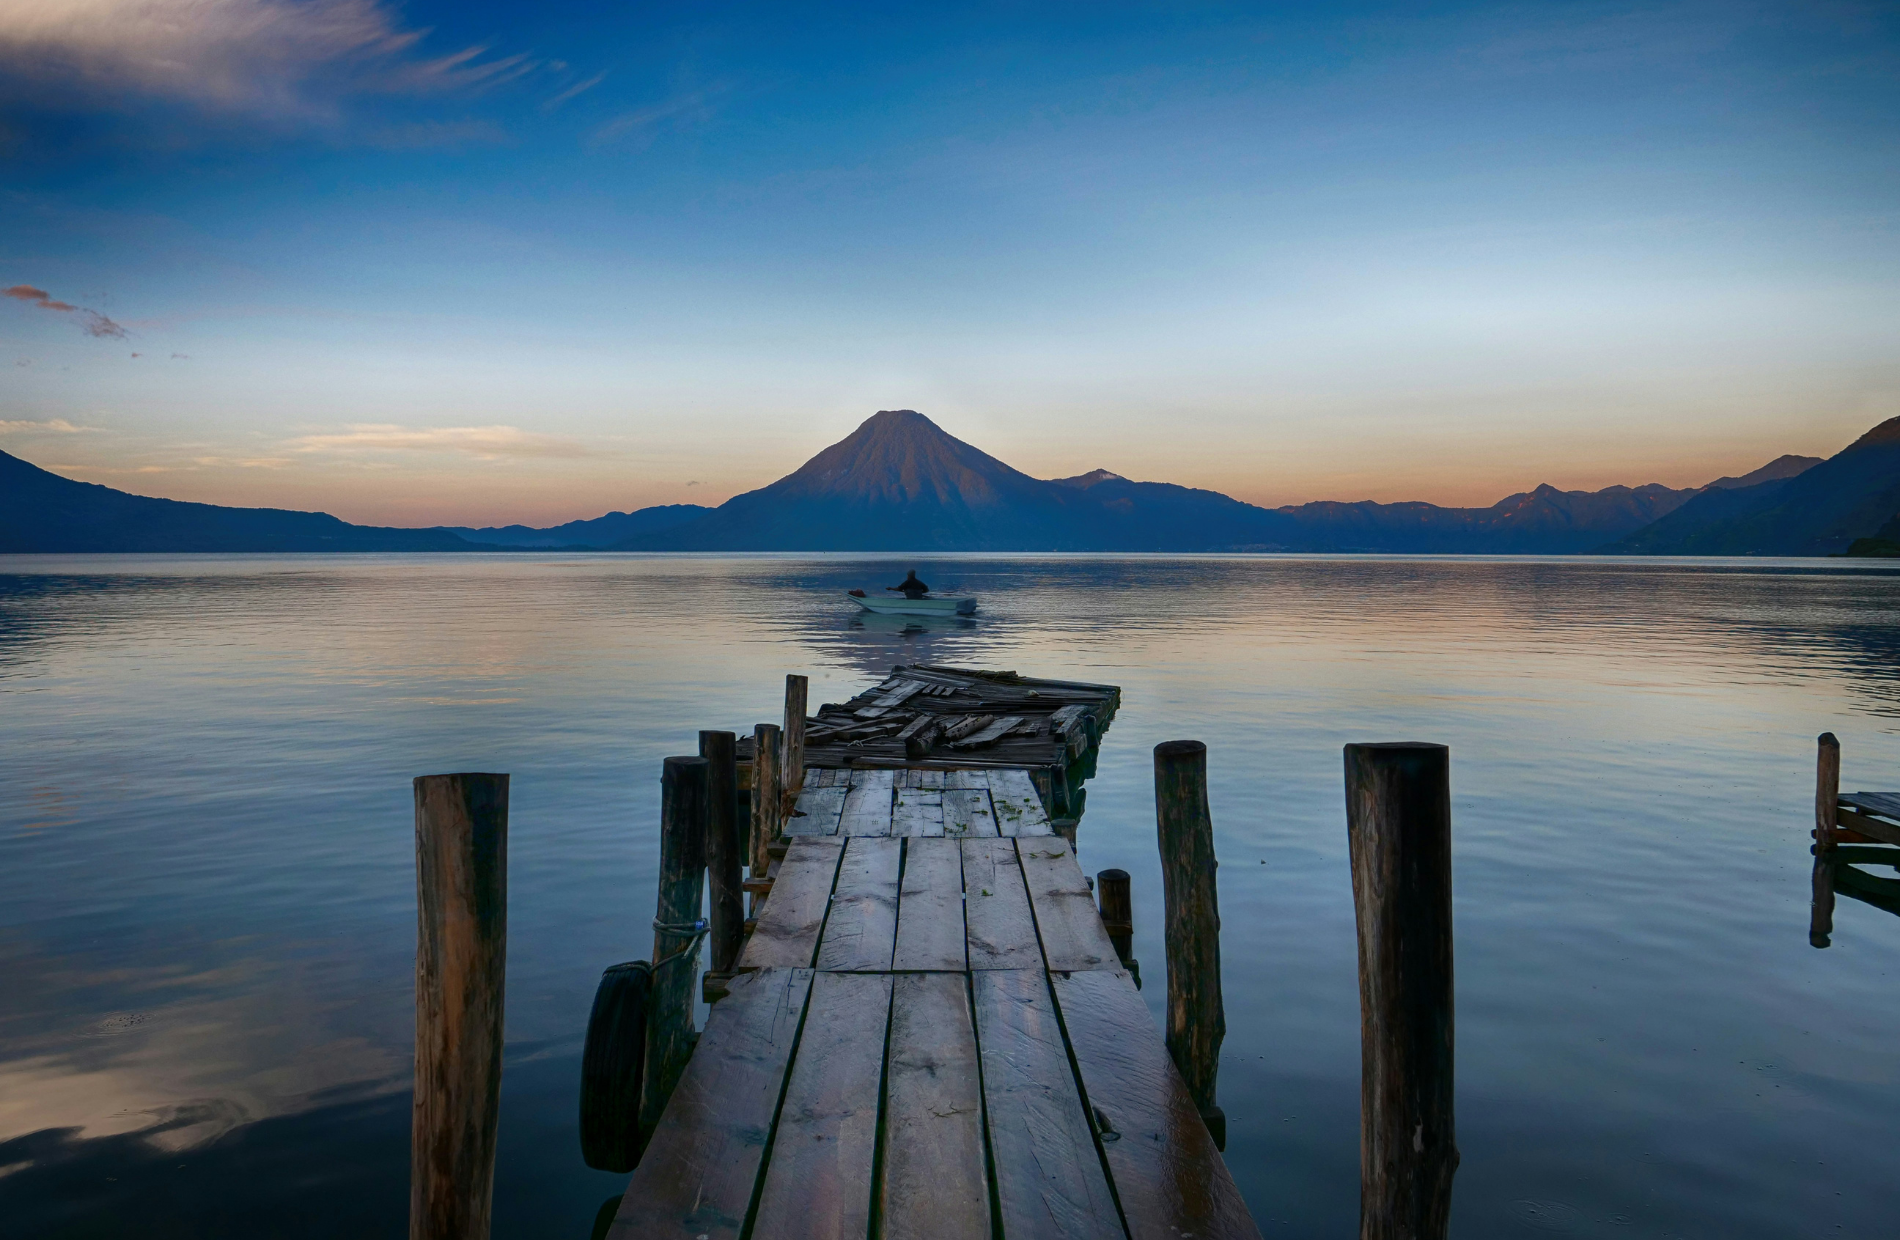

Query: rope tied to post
left=651, top=917, right=710, bottom=972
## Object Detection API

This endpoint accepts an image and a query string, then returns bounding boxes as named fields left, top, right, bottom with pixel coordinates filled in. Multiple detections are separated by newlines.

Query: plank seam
left=739, top=968, right=820, bottom=1240
left=1039, top=968, right=1135, bottom=1240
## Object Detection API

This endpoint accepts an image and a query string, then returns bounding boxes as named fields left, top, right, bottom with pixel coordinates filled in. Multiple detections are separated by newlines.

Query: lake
left=2, top=553, right=1897, bottom=1239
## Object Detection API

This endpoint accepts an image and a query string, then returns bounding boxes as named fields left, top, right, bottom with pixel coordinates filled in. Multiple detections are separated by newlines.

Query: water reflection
left=1811, top=849, right=1900, bottom=946
left=1, top=553, right=1897, bottom=1239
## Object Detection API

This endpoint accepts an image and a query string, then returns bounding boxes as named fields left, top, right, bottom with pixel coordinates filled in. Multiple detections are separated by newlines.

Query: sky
left=2, top=0, right=1898, bottom=527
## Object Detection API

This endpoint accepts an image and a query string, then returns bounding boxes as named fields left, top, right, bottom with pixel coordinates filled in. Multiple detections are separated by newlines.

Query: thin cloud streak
left=0, top=0, right=530, bottom=119
left=542, top=71, right=605, bottom=113
left=5, top=283, right=128, bottom=338
left=0, top=418, right=100, bottom=434
left=287, top=424, right=592, bottom=460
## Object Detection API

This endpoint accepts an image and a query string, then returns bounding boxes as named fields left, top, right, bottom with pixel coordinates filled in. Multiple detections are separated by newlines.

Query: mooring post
left=700, top=731, right=743, bottom=1001
left=1154, top=739, right=1225, bottom=1148
left=1816, top=732, right=1840, bottom=852
left=1344, top=742, right=1457, bottom=1240
left=782, top=674, right=809, bottom=802
left=411, top=772, right=509, bottom=1240
left=1096, top=867, right=1139, bottom=986
left=640, top=755, right=708, bottom=1144
left=752, top=723, right=783, bottom=879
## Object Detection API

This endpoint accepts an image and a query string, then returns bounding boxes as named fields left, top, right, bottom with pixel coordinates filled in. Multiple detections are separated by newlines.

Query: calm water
left=2, top=554, right=1897, bottom=1239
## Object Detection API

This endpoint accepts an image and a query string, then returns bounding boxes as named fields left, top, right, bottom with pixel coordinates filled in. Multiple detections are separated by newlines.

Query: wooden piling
left=640, top=755, right=708, bottom=1144
left=782, top=675, right=809, bottom=801
left=1344, top=742, right=1457, bottom=1240
left=753, top=723, right=783, bottom=877
left=1816, top=732, right=1840, bottom=852
left=1153, top=740, right=1225, bottom=1147
left=1096, top=867, right=1138, bottom=986
left=411, top=773, right=509, bottom=1240
left=701, top=731, right=743, bottom=999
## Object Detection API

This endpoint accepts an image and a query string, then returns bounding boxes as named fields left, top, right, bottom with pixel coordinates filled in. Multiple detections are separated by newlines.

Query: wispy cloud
left=590, top=84, right=724, bottom=148
left=0, top=418, right=100, bottom=434
left=5, top=283, right=127, bottom=338
left=543, top=71, right=606, bottom=113
left=287, top=423, right=589, bottom=460
left=0, top=0, right=532, bottom=120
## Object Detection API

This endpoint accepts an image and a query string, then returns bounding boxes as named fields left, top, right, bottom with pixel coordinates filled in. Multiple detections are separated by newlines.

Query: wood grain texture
left=739, top=837, right=844, bottom=971
left=893, top=837, right=966, bottom=972
left=962, top=838, right=1041, bottom=970
left=752, top=724, right=782, bottom=876
left=972, top=968, right=1125, bottom=1240
left=607, top=969, right=813, bottom=1240
left=1053, top=970, right=1262, bottom=1240
left=892, top=787, right=945, bottom=837
left=786, top=785, right=846, bottom=836
left=815, top=837, right=900, bottom=972
left=945, top=769, right=991, bottom=790
left=1816, top=733, right=1840, bottom=850
left=987, top=768, right=1054, bottom=836
left=1836, top=807, right=1900, bottom=847
left=783, top=675, right=808, bottom=797
left=411, top=773, right=509, bottom=1240
left=641, top=757, right=707, bottom=1144
left=880, top=973, right=990, bottom=1240
left=1844, top=790, right=1900, bottom=820
left=1154, top=741, right=1225, bottom=1123
left=1018, top=838, right=1118, bottom=972
left=839, top=769, right=896, bottom=836
left=943, top=788, right=998, bottom=838
left=1344, top=742, right=1457, bottom=1240
left=1096, top=868, right=1137, bottom=972
left=750, top=972, right=893, bottom=1240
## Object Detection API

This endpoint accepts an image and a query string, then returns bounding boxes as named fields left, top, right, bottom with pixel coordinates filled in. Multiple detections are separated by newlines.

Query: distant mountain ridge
left=440, top=504, right=709, bottom=549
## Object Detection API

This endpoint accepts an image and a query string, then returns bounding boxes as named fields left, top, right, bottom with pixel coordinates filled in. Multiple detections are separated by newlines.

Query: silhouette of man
left=888, top=569, right=930, bottom=599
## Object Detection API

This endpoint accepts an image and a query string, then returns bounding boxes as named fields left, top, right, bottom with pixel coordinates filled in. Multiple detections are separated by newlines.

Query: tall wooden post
left=752, top=723, right=783, bottom=877
left=782, top=675, right=809, bottom=802
left=1816, top=732, right=1840, bottom=852
left=640, top=755, right=707, bottom=1144
left=700, top=730, right=743, bottom=982
left=1096, top=867, right=1139, bottom=986
left=1344, top=742, right=1457, bottom=1240
left=411, top=773, right=509, bottom=1240
left=1154, top=739, right=1225, bottom=1147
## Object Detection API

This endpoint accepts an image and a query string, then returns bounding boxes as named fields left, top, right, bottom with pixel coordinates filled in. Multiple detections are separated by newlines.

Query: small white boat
left=846, top=591, right=976, bottom=616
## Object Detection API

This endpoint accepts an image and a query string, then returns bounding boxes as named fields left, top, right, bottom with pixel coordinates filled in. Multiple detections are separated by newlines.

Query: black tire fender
left=579, top=960, right=651, bottom=1172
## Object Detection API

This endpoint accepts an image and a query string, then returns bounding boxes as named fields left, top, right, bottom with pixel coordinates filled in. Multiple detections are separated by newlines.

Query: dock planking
left=786, top=785, right=846, bottom=836
left=610, top=743, right=1261, bottom=1239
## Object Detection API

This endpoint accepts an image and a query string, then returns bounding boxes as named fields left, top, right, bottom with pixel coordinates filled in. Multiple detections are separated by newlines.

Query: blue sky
left=2, top=0, right=1897, bottom=525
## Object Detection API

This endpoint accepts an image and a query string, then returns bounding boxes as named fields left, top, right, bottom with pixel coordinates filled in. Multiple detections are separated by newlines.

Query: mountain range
left=1, top=409, right=1893, bottom=555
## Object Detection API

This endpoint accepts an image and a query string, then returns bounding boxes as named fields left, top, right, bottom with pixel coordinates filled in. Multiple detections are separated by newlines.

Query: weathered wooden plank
left=892, top=787, right=945, bottom=837
left=1845, top=791, right=1900, bottom=821
left=816, top=837, right=900, bottom=972
left=839, top=769, right=896, bottom=836
left=972, top=968, right=1125, bottom=1239
left=1018, top=838, right=1118, bottom=972
left=787, top=785, right=846, bottom=836
left=739, top=838, right=844, bottom=970
left=881, top=973, right=991, bottom=1240
left=893, top=837, right=967, bottom=971
left=988, top=769, right=1053, bottom=837
left=750, top=972, right=893, bottom=1240
left=855, top=679, right=928, bottom=718
left=1837, top=807, right=1900, bottom=847
left=607, top=969, right=814, bottom=1240
left=943, top=787, right=997, bottom=838
left=962, top=838, right=1041, bottom=970
left=951, top=715, right=1026, bottom=750
left=1052, top=969, right=1261, bottom=1240
left=946, top=769, right=991, bottom=790
left=807, top=768, right=843, bottom=788
left=907, top=769, right=946, bottom=790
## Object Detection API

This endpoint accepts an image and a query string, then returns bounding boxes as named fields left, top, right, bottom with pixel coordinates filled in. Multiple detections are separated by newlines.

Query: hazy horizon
left=4, top=1, right=1897, bottom=527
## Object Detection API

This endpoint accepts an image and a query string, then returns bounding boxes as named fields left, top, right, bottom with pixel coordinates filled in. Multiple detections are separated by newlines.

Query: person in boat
left=887, top=570, right=930, bottom=599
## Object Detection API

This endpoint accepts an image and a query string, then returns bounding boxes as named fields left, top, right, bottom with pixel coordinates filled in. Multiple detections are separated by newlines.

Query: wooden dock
left=607, top=670, right=1261, bottom=1239
left=1812, top=735, right=1900, bottom=941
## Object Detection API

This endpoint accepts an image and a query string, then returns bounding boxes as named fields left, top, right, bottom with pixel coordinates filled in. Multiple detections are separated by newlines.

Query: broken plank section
left=750, top=972, right=894, bottom=1240
left=739, top=838, right=844, bottom=970
left=902, top=769, right=946, bottom=790
left=973, top=969, right=1125, bottom=1240
left=962, top=838, right=1041, bottom=971
left=943, top=785, right=997, bottom=838
left=608, top=968, right=813, bottom=1240
left=787, top=785, right=846, bottom=836
left=816, top=837, right=900, bottom=972
left=839, top=769, right=896, bottom=836
left=1052, top=970, right=1262, bottom=1240
left=988, top=769, right=1053, bottom=837
left=880, top=973, right=990, bottom=1240
left=893, top=837, right=966, bottom=972
left=1019, top=838, right=1118, bottom=972
left=892, top=787, right=944, bottom=837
